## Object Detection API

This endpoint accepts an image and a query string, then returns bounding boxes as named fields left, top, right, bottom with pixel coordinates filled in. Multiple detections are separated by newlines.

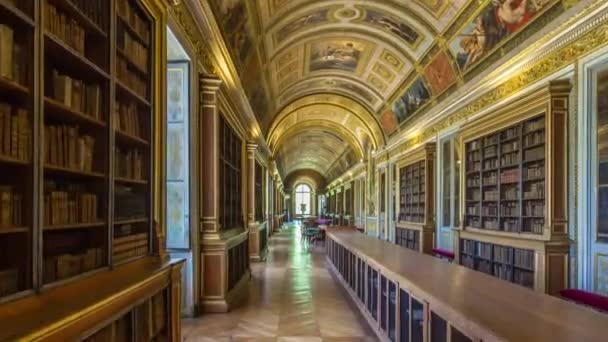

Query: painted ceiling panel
left=206, top=0, right=579, bottom=183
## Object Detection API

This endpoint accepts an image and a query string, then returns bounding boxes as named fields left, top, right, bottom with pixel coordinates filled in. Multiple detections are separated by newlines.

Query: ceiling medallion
left=335, top=7, right=360, bottom=21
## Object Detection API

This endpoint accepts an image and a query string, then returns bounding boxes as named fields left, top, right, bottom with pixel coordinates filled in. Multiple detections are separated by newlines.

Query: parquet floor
left=182, top=223, right=377, bottom=342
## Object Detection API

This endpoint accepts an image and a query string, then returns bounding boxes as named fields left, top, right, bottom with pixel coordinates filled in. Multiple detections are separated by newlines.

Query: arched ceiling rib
left=267, top=95, right=380, bottom=181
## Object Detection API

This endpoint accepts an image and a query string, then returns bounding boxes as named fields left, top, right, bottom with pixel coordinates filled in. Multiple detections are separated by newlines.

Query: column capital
left=246, top=141, right=258, bottom=151
left=200, top=74, right=222, bottom=92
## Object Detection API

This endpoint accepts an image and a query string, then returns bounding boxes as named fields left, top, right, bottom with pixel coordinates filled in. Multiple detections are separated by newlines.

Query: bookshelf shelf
left=0, top=77, right=30, bottom=96
left=115, top=177, right=148, bottom=185
left=0, top=154, right=29, bottom=165
left=44, top=164, right=105, bottom=179
left=114, top=218, right=148, bottom=225
left=44, top=222, right=106, bottom=231
left=43, top=97, right=106, bottom=127
left=47, top=0, right=107, bottom=37
left=0, top=0, right=34, bottom=27
left=116, top=80, right=150, bottom=107
left=0, top=226, right=29, bottom=234
left=44, top=33, right=109, bottom=80
left=115, top=129, right=149, bottom=146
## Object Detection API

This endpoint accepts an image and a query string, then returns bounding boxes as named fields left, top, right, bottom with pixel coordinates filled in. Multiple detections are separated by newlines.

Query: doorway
left=437, top=132, right=461, bottom=252
left=165, top=27, right=194, bottom=314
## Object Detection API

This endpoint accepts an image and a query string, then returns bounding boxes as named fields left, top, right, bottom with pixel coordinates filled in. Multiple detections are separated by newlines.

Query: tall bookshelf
left=395, top=143, right=435, bottom=254
left=0, top=0, right=35, bottom=298
left=219, top=114, right=242, bottom=230
left=0, top=0, right=155, bottom=301
left=457, top=81, right=571, bottom=295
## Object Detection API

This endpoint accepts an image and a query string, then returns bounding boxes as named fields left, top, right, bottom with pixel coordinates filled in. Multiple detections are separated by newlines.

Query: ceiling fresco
left=205, top=0, right=577, bottom=183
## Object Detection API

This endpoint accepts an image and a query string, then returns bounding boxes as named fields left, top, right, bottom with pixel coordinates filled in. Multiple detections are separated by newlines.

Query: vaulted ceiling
left=205, top=0, right=571, bottom=184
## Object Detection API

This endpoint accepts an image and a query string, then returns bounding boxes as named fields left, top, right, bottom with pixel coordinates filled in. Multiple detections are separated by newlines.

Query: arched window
left=295, top=184, right=312, bottom=215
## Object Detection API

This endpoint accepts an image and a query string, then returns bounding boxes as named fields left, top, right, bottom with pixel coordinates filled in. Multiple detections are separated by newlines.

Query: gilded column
left=199, top=74, right=222, bottom=234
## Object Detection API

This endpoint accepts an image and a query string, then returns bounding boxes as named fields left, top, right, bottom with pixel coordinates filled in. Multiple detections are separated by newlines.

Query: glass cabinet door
left=437, top=134, right=461, bottom=251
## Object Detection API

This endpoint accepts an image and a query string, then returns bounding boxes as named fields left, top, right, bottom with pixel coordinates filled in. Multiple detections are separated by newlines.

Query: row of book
left=113, top=231, right=148, bottom=263
left=44, top=124, right=96, bottom=172
left=514, top=249, right=535, bottom=269
left=485, top=134, right=499, bottom=145
left=69, top=0, right=107, bottom=29
left=501, top=152, right=519, bottom=166
left=484, top=190, right=498, bottom=201
left=0, top=24, right=26, bottom=85
left=118, top=32, right=148, bottom=72
left=0, top=268, right=18, bottom=297
left=118, top=59, right=148, bottom=99
left=501, top=203, right=519, bottom=216
left=524, top=131, right=544, bottom=147
left=501, top=169, right=519, bottom=184
left=45, top=3, right=87, bottom=55
left=525, top=163, right=544, bottom=180
left=524, top=182, right=545, bottom=199
left=483, top=173, right=497, bottom=186
left=502, top=127, right=519, bottom=141
left=524, top=119, right=545, bottom=133
left=524, top=202, right=545, bottom=217
left=524, top=146, right=544, bottom=162
left=0, top=104, right=30, bottom=162
left=114, top=100, right=142, bottom=138
left=43, top=181, right=99, bottom=226
left=115, top=147, right=145, bottom=180
left=0, top=186, right=23, bottom=228
left=117, top=0, right=150, bottom=43
left=51, top=70, right=102, bottom=119
left=524, top=219, right=544, bottom=234
left=43, top=248, right=104, bottom=283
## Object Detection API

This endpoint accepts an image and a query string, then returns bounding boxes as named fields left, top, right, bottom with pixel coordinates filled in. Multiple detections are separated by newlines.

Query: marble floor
left=182, top=223, right=378, bottom=342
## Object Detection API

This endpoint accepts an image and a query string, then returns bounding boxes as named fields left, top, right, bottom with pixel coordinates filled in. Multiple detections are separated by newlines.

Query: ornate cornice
left=167, top=0, right=216, bottom=75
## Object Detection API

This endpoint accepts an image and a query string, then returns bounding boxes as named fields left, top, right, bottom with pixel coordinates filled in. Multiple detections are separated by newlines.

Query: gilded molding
left=167, top=1, right=217, bottom=75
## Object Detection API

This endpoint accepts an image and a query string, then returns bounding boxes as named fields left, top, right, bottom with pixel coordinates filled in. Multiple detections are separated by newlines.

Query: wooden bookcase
left=457, top=81, right=571, bottom=295
left=219, top=113, right=242, bottom=230
left=254, top=161, right=263, bottom=222
left=395, top=143, right=436, bottom=254
left=0, top=0, right=35, bottom=299
left=344, top=182, right=353, bottom=226
left=0, top=0, right=155, bottom=301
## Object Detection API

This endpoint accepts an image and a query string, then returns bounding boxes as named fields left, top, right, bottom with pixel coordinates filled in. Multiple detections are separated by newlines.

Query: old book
left=48, top=126, right=57, bottom=165
left=0, top=24, right=14, bottom=80
left=1, top=103, right=10, bottom=155
left=17, top=109, right=28, bottom=161
left=72, top=79, right=83, bottom=112
left=0, top=186, right=12, bottom=227
left=56, top=125, right=64, bottom=167
left=86, top=84, right=101, bottom=119
left=10, top=112, right=18, bottom=157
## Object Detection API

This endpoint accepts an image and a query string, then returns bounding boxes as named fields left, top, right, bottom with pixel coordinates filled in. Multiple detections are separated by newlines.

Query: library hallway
left=181, top=224, right=377, bottom=342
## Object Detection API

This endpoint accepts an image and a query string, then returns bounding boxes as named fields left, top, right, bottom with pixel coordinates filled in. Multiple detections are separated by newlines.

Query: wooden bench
left=560, top=289, right=608, bottom=313
left=432, top=247, right=455, bottom=261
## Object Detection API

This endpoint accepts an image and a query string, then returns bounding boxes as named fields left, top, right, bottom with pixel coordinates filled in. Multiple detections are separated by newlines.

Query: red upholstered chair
left=560, top=289, right=608, bottom=313
left=432, top=248, right=455, bottom=262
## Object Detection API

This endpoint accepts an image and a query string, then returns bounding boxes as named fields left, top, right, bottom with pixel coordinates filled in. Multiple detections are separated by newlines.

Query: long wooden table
left=0, top=257, right=184, bottom=341
left=326, top=229, right=607, bottom=342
